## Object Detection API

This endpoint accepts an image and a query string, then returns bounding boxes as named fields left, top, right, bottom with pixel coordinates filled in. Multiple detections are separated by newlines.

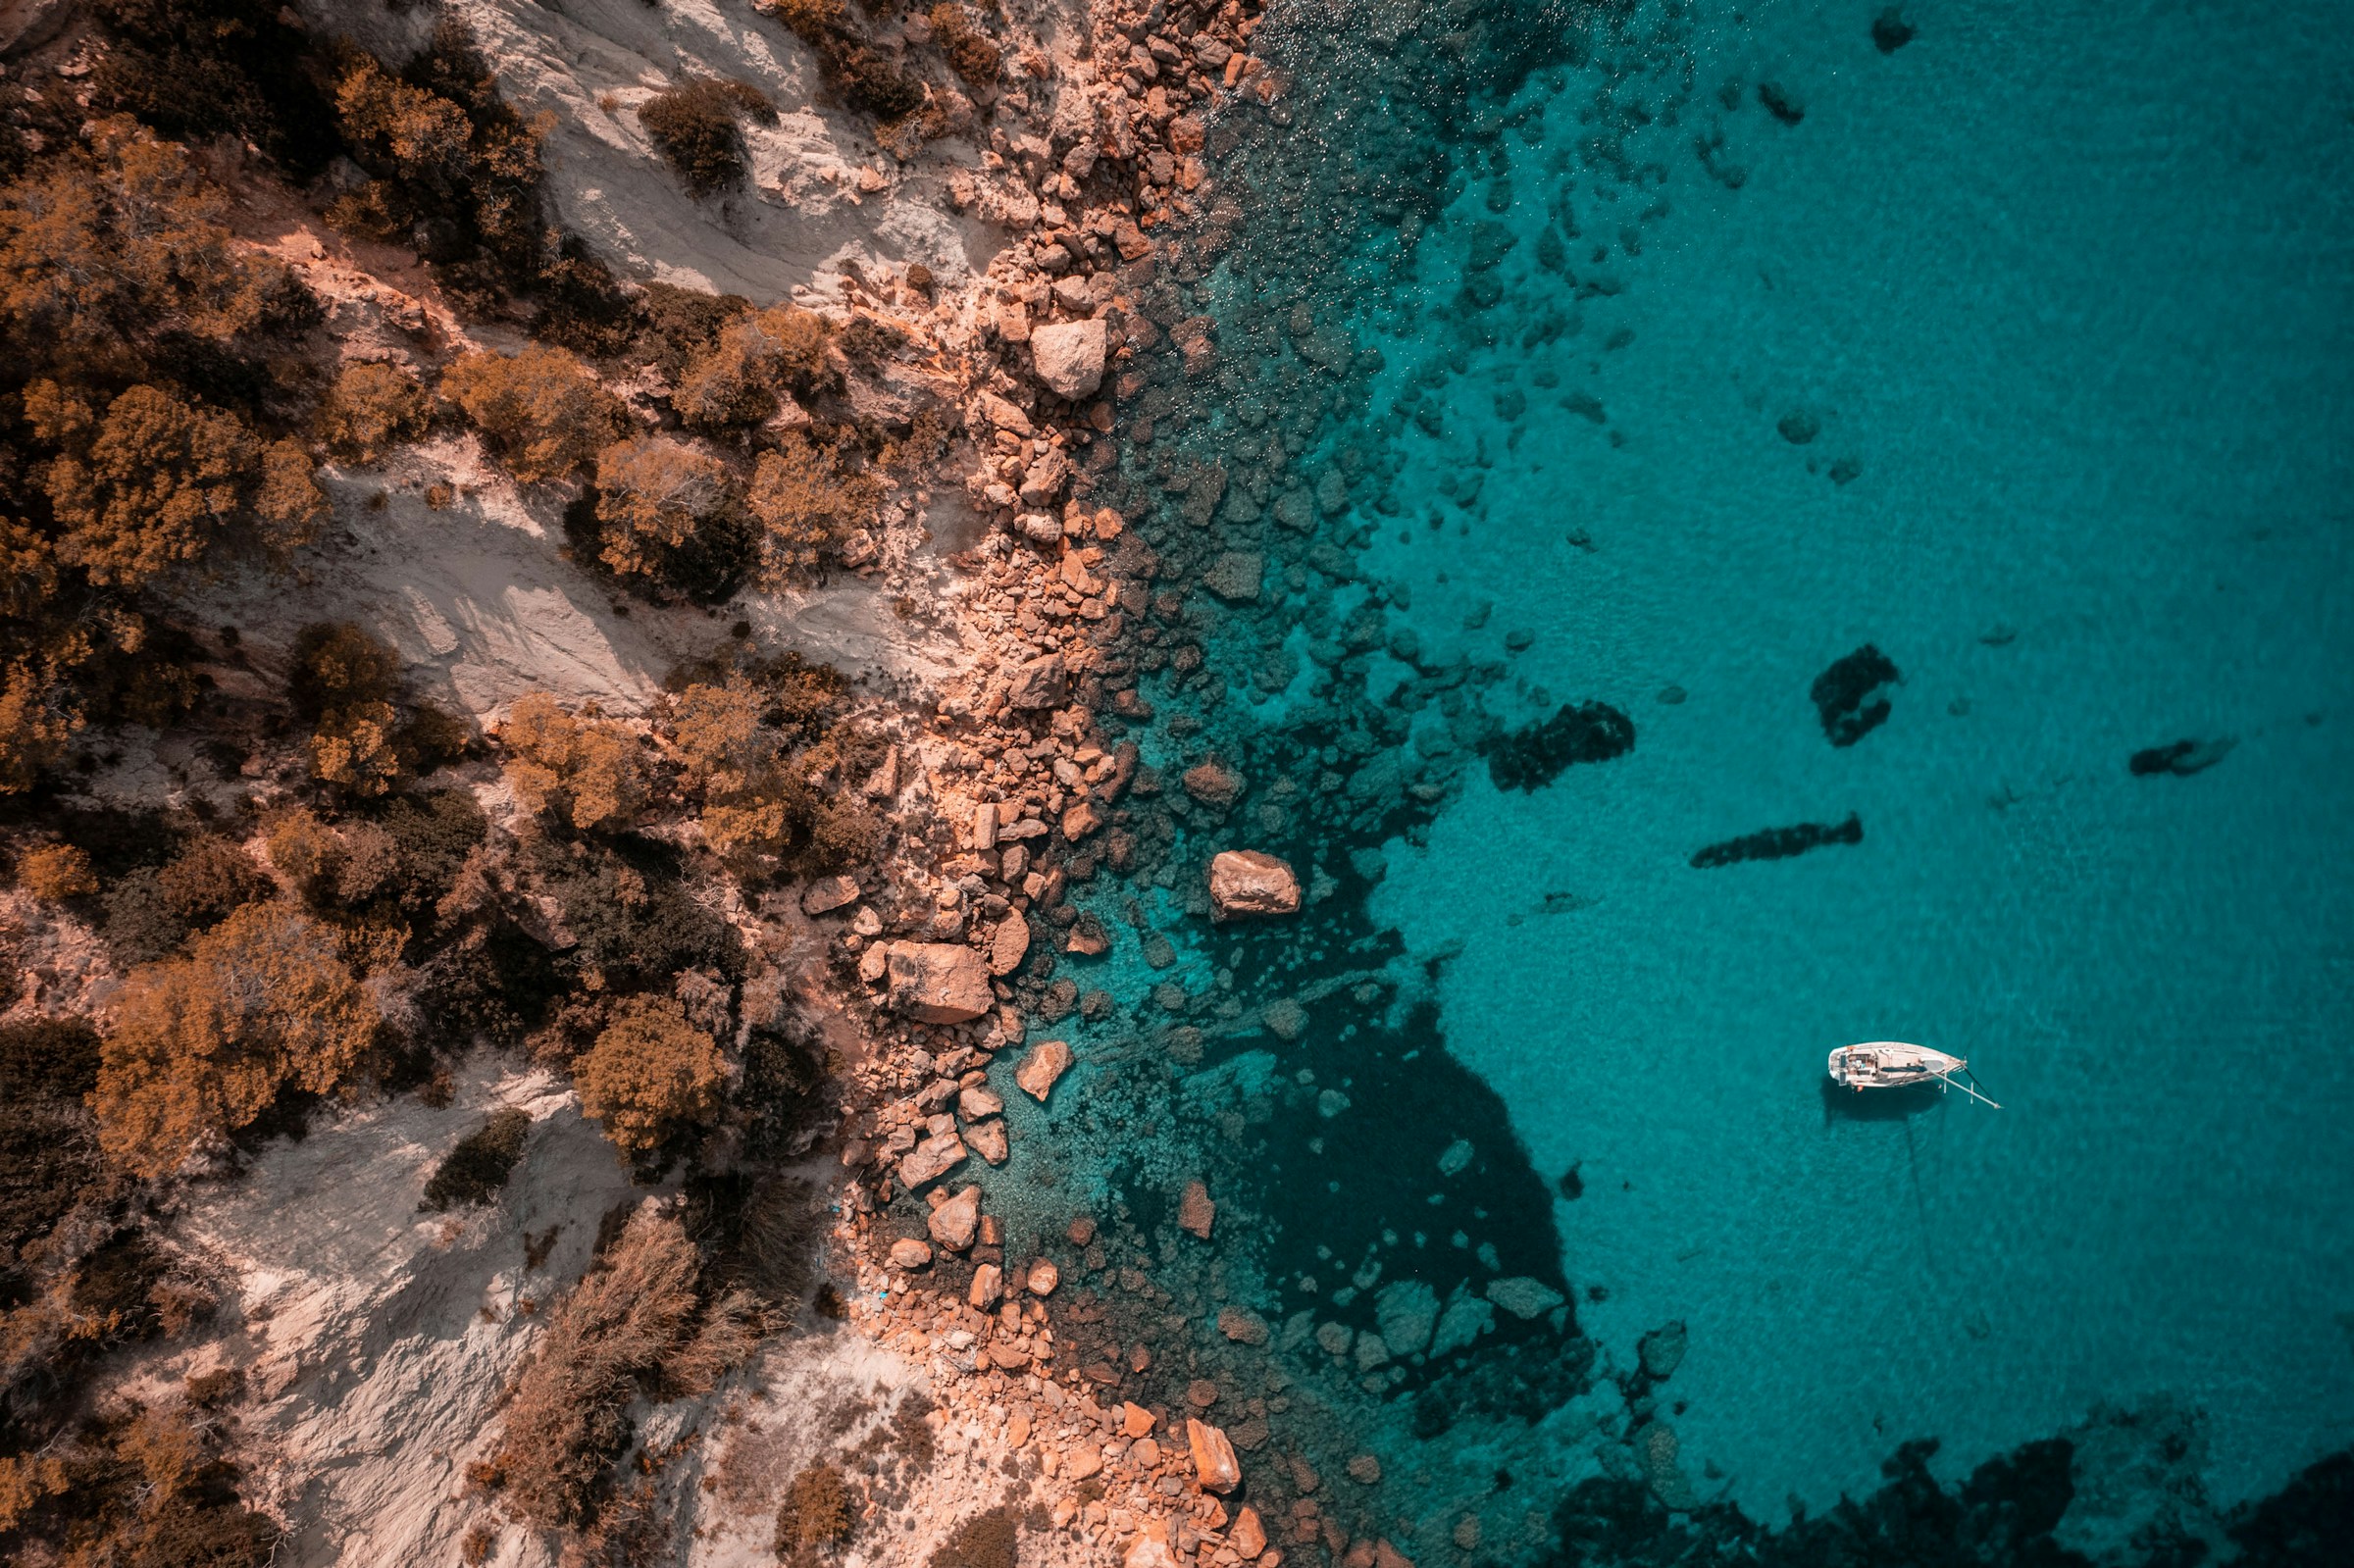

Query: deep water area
left=970, top=0, right=2354, bottom=1561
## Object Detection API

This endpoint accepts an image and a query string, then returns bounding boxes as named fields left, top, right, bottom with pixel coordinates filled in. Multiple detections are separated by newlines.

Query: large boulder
left=1187, top=1419, right=1242, bottom=1493
left=1208, top=851, right=1301, bottom=921
left=1031, top=318, right=1108, bottom=399
left=1005, top=653, right=1068, bottom=710
left=885, top=941, right=993, bottom=1023
left=1016, top=1037, right=1073, bottom=1101
left=928, top=1186, right=981, bottom=1250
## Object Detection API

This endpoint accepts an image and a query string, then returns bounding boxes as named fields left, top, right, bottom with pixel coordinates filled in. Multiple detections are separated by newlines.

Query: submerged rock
left=1375, top=1279, right=1440, bottom=1357
left=1486, top=1276, right=1566, bottom=1321
left=1757, top=80, right=1807, bottom=126
left=1690, top=814, right=1864, bottom=869
left=2129, top=736, right=2234, bottom=777
left=1481, top=700, right=1636, bottom=790
left=1873, top=6, right=1918, bottom=52
left=1178, top=1179, right=1216, bottom=1239
left=1639, top=1319, right=1689, bottom=1380
left=1811, top=643, right=1901, bottom=745
left=1015, top=1037, right=1073, bottom=1101
left=1208, top=850, right=1301, bottom=919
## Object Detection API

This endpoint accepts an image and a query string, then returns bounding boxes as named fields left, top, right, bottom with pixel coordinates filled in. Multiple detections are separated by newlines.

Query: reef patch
left=1483, top=701, right=1636, bottom=790
left=2129, top=736, right=2235, bottom=777
left=1690, top=814, right=1863, bottom=868
left=1810, top=644, right=1901, bottom=746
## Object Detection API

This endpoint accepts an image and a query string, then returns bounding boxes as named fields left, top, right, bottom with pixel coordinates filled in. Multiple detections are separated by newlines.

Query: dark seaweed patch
left=2129, top=737, right=2234, bottom=777
left=1811, top=644, right=1900, bottom=746
left=1691, top=814, right=1862, bottom=869
left=1484, top=700, right=1635, bottom=790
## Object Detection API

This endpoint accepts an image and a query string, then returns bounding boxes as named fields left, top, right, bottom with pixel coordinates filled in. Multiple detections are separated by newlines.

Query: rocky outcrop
left=885, top=941, right=994, bottom=1022
left=1208, top=850, right=1301, bottom=920
left=1690, top=814, right=1863, bottom=869
left=1811, top=644, right=1900, bottom=746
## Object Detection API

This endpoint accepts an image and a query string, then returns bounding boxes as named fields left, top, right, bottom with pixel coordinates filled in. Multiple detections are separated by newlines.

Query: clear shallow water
left=1341, top=0, right=2354, bottom=1518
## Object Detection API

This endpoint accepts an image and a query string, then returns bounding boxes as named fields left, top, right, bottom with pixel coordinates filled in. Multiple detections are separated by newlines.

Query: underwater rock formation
left=1691, top=814, right=1864, bottom=868
left=1873, top=7, right=1919, bottom=53
left=1208, top=850, right=1301, bottom=920
left=2129, top=736, right=2235, bottom=777
left=1483, top=700, right=1636, bottom=790
left=1811, top=644, right=1901, bottom=745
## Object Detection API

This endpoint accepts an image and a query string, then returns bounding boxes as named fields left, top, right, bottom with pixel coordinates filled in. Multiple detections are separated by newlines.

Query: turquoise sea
left=1021, top=0, right=2354, bottom=1557
left=1351, top=0, right=2354, bottom=1516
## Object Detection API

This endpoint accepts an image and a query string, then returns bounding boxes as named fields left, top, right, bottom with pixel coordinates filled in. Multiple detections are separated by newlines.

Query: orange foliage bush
left=441, top=346, right=623, bottom=483
left=499, top=692, right=647, bottom=833
left=746, top=432, right=881, bottom=584
left=91, top=902, right=378, bottom=1178
left=591, top=436, right=733, bottom=578
left=574, top=995, right=726, bottom=1156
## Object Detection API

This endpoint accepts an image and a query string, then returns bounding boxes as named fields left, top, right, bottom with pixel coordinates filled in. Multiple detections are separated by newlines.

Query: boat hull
left=1828, top=1040, right=1967, bottom=1090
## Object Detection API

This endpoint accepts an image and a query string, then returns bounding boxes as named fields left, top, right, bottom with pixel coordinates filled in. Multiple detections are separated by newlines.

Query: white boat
left=1828, top=1041, right=2002, bottom=1107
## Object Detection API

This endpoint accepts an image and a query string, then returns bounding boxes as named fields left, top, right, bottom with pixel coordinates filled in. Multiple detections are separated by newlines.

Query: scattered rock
left=1203, top=550, right=1264, bottom=602
left=888, top=1238, right=934, bottom=1270
left=1123, top=1523, right=1181, bottom=1568
left=968, top=1261, right=1002, bottom=1309
left=1122, top=1401, right=1155, bottom=1438
left=1374, top=1280, right=1439, bottom=1357
left=1005, top=653, right=1068, bottom=709
left=1207, top=850, right=1301, bottom=920
left=965, top=1119, right=1008, bottom=1165
left=1187, top=1418, right=1242, bottom=1492
left=1347, top=1453, right=1383, bottom=1486
left=2129, top=737, right=2234, bottom=777
left=1261, top=996, right=1307, bottom=1039
left=1178, top=1180, right=1215, bottom=1239
left=1065, top=1444, right=1104, bottom=1481
left=1216, top=1306, right=1270, bottom=1344
left=885, top=941, right=994, bottom=1023
left=1640, top=1319, right=1690, bottom=1381
left=1437, top=1138, right=1474, bottom=1176
left=801, top=875, right=859, bottom=915
left=1026, top=1259, right=1059, bottom=1295
left=1429, top=1292, right=1495, bottom=1357
left=1031, top=318, right=1108, bottom=399
left=897, top=1132, right=968, bottom=1189
left=1690, top=814, right=1863, bottom=869
left=1231, top=1506, right=1268, bottom=1559
left=928, top=1186, right=981, bottom=1250
left=1485, top=1276, right=1565, bottom=1320
left=1183, top=758, right=1247, bottom=808
left=1811, top=643, right=1900, bottom=745
left=1015, top=1037, right=1073, bottom=1101
left=989, top=910, right=1032, bottom=976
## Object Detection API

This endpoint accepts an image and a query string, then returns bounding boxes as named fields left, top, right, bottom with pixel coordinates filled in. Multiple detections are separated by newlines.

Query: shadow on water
left=1817, top=1075, right=1950, bottom=1123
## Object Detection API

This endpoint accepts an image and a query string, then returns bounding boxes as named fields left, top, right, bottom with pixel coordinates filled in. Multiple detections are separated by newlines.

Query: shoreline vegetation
left=0, top=1, right=2346, bottom=1566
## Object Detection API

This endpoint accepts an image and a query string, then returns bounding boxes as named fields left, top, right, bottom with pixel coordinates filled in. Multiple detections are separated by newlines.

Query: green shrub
left=767, top=0, right=927, bottom=121
left=420, top=1107, right=533, bottom=1210
left=90, top=0, right=336, bottom=171
left=928, top=1506, right=1015, bottom=1568
left=635, top=281, right=750, bottom=377
left=638, top=78, right=775, bottom=196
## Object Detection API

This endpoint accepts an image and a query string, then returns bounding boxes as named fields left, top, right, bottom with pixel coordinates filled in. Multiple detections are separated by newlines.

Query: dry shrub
left=16, top=842, right=99, bottom=901
left=287, top=621, right=400, bottom=719
left=421, top=1106, right=533, bottom=1211
left=22, top=379, right=320, bottom=588
left=574, top=995, right=725, bottom=1157
left=928, top=6, right=1002, bottom=86
left=672, top=304, right=832, bottom=430
left=0, top=659, right=82, bottom=794
left=155, top=835, right=272, bottom=928
left=746, top=432, right=881, bottom=583
left=929, top=1505, right=1015, bottom=1568
left=492, top=1203, right=752, bottom=1530
left=441, top=345, right=623, bottom=483
left=591, top=436, right=735, bottom=579
left=765, top=0, right=926, bottom=121
left=638, top=78, right=775, bottom=196
left=773, top=1463, right=854, bottom=1564
left=320, top=361, right=430, bottom=463
left=499, top=692, right=647, bottom=834
left=91, top=901, right=378, bottom=1178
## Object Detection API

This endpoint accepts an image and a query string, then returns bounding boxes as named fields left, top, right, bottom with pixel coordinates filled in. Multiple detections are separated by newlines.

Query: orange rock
left=1186, top=1417, right=1241, bottom=1492
left=1232, top=1505, right=1268, bottom=1559
left=1121, top=1401, right=1155, bottom=1438
left=1177, top=1179, right=1215, bottom=1239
